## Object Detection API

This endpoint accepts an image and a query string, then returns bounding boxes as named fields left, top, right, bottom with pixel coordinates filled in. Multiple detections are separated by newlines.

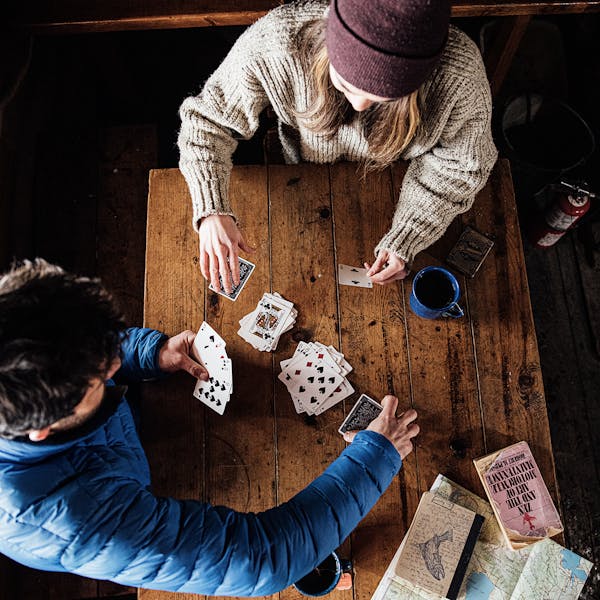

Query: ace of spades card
left=338, top=264, right=373, bottom=288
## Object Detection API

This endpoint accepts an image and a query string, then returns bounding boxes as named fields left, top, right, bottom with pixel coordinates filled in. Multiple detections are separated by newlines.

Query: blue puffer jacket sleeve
left=64, top=430, right=401, bottom=595
left=118, top=327, right=168, bottom=382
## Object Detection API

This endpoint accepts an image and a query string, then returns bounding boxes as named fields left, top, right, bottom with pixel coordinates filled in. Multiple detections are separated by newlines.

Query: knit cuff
left=375, top=223, right=431, bottom=264
left=179, top=163, right=236, bottom=231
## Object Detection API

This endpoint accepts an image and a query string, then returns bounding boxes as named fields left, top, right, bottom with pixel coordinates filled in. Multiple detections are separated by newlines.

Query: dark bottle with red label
left=528, top=181, right=595, bottom=248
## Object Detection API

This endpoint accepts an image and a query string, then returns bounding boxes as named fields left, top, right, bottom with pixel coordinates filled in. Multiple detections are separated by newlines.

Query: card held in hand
left=209, top=257, right=255, bottom=301
left=338, top=394, right=383, bottom=435
left=338, top=264, right=373, bottom=288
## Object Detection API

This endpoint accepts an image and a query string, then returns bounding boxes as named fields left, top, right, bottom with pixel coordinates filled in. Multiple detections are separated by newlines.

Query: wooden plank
left=140, top=168, right=205, bottom=600
left=96, top=125, right=157, bottom=599
left=483, top=14, right=532, bottom=97
left=32, top=127, right=99, bottom=276
left=330, top=163, right=419, bottom=600
left=463, top=160, right=562, bottom=523
left=389, top=165, right=486, bottom=498
left=452, top=1, right=600, bottom=16
left=7, top=1, right=282, bottom=33
left=203, top=166, right=277, bottom=600
left=523, top=240, right=600, bottom=591
left=97, top=125, right=158, bottom=327
left=267, top=164, right=347, bottom=600
left=8, top=1, right=600, bottom=33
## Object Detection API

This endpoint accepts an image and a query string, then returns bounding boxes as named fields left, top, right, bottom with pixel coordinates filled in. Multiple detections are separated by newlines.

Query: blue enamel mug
left=293, top=552, right=351, bottom=596
left=409, top=266, right=464, bottom=320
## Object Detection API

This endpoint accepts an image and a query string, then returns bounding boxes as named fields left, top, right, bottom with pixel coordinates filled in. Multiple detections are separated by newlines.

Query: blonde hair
left=295, top=19, right=421, bottom=173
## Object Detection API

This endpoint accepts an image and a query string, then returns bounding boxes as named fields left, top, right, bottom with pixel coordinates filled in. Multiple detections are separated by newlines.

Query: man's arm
left=61, top=429, right=402, bottom=596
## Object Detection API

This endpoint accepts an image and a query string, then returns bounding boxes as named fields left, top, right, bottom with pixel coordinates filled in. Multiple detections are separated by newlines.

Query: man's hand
left=343, top=395, right=419, bottom=459
left=365, top=250, right=410, bottom=285
left=158, top=330, right=209, bottom=381
left=199, top=215, right=255, bottom=293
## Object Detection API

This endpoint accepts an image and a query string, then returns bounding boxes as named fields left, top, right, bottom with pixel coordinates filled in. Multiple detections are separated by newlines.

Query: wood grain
left=204, top=166, right=277, bottom=600
left=97, top=125, right=157, bottom=327
left=8, top=1, right=600, bottom=33
left=330, top=163, right=419, bottom=600
left=141, top=168, right=205, bottom=600
left=462, top=160, right=562, bottom=534
left=267, top=164, right=348, bottom=600
left=141, top=161, right=562, bottom=599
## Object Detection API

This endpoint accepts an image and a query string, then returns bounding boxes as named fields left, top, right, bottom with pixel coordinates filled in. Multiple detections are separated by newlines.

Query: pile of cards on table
left=238, top=292, right=297, bottom=352
left=192, top=322, right=233, bottom=415
left=278, top=341, right=354, bottom=415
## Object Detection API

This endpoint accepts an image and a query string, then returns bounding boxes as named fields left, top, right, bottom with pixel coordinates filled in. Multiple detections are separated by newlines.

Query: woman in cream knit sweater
left=178, top=0, right=497, bottom=292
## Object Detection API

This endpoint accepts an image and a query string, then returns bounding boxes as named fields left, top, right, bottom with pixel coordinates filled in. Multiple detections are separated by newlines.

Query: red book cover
left=473, top=441, right=563, bottom=550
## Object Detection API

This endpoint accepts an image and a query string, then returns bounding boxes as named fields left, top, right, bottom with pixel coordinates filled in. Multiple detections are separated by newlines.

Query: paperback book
left=473, top=441, right=563, bottom=550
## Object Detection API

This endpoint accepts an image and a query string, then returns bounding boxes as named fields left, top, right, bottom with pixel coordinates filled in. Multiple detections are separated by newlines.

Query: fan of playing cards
left=278, top=341, right=354, bottom=415
left=238, top=292, right=297, bottom=352
left=192, top=322, right=233, bottom=415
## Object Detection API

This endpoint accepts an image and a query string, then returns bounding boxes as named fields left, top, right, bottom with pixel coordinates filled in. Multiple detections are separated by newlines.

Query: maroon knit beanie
left=326, top=0, right=451, bottom=98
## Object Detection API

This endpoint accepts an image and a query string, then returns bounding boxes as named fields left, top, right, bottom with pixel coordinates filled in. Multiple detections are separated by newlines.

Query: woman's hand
left=365, top=250, right=410, bottom=285
left=199, top=215, right=255, bottom=293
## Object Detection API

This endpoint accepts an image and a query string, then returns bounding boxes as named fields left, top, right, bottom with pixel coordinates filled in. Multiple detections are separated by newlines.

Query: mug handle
left=442, top=303, right=464, bottom=319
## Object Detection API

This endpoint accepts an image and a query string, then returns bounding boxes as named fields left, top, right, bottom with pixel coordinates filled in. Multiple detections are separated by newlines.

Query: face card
left=209, top=257, right=255, bottom=301
left=249, top=296, right=292, bottom=343
left=338, top=264, right=373, bottom=289
left=338, top=394, right=383, bottom=435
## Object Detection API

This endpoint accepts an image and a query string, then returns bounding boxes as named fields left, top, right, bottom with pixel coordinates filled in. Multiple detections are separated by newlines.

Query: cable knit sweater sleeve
left=178, top=30, right=268, bottom=226
left=375, top=33, right=498, bottom=263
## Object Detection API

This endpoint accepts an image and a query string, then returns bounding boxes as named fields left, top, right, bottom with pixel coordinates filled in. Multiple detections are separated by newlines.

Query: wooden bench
left=141, top=159, right=561, bottom=599
left=6, top=2, right=600, bottom=100
left=6, top=1, right=600, bottom=33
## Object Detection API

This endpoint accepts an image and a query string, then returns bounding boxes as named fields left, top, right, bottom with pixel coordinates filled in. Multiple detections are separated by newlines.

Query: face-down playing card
left=338, top=394, right=383, bottom=435
left=209, top=257, right=255, bottom=301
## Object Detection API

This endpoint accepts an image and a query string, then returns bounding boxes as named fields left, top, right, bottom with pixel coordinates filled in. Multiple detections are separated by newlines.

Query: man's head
left=0, top=259, right=126, bottom=440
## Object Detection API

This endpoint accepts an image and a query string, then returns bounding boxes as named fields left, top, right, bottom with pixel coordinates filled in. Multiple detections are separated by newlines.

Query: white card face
left=312, top=380, right=355, bottom=415
left=287, top=354, right=344, bottom=410
left=193, top=376, right=230, bottom=415
left=193, top=322, right=229, bottom=382
left=209, top=257, right=255, bottom=301
left=338, top=264, right=373, bottom=288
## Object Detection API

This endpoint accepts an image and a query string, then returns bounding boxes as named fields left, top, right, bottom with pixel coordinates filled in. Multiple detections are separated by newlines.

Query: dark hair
left=0, top=259, right=126, bottom=439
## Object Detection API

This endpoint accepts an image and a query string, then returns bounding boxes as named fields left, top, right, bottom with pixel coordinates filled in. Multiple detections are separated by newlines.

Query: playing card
left=338, top=394, right=383, bottom=434
left=193, top=322, right=228, bottom=375
left=338, top=264, right=373, bottom=289
left=312, top=379, right=355, bottom=416
left=249, top=296, right=292, bottom=344
left=287, top=353, right=344, bottom=412
left=193, top=375, right=230, bottom=415
left=209, top=257, right=255, bottom=301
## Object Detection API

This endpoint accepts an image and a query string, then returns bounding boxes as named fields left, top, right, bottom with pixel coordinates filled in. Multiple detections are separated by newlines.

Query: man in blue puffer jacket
left=0, top=259, right=419, bottom=596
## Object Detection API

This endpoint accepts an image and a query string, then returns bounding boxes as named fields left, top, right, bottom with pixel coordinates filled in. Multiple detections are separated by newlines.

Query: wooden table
left=141, top=159, right=560, bottom=600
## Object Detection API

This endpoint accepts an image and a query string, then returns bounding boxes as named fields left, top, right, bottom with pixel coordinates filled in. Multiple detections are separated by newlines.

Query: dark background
left=0, top=11, right=598, bottom=599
